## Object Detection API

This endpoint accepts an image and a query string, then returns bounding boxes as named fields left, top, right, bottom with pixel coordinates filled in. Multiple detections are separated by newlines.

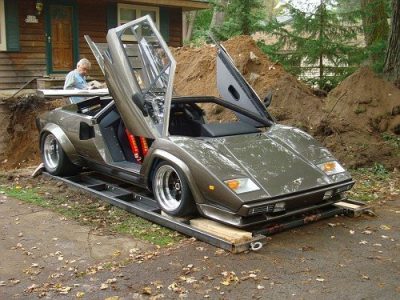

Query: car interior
left=73, top=95, right=264, bottom=164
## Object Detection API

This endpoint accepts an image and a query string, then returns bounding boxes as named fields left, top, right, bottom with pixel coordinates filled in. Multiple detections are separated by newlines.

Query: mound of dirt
left=173, top=35, right=323, bottom=129
left=0, top=96, right=65, bottom=170
left=315, top=67, right=400, bottom=168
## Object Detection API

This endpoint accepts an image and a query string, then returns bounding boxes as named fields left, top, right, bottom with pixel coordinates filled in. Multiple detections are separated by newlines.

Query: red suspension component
left=139, top=136, right=149, bottom=157
left=125, top=129, right=142, bottom=163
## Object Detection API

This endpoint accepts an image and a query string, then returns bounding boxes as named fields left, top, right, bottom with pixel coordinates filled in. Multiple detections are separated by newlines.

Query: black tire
left=41, top=132, right=79, bottom=176
left=152, top=161, right=196, bottom=217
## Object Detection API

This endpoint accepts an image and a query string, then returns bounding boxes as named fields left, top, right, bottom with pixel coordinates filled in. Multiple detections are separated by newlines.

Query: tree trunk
left=384, top=0, right=400, bottom=84
left=182, top=11, right=197, bottom=42
left=210, top=0, right=227, bottom=29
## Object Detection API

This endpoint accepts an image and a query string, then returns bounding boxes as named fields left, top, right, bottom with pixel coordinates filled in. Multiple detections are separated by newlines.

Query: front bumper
left=197, top=180, right=355, bottom=228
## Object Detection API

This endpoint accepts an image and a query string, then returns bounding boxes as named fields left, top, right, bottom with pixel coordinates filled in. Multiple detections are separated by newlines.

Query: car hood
left=174, top=125, right=351, bottom=200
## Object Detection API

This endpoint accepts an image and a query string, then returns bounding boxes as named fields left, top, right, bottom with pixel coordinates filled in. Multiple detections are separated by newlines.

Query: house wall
left=0, top=0, right=46, bottom=89
left=0, top=0, right=184, bottom=90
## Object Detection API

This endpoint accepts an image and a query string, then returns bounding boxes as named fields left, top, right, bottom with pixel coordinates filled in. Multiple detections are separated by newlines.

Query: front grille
left=249, top=204, right=275, bottom=215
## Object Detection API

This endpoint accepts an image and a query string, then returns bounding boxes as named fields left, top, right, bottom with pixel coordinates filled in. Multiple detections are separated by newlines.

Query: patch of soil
left=1, top=96, right=65, bottom=170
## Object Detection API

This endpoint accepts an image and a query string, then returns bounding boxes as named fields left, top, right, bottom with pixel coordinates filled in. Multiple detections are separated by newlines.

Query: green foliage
left=382, top=132, right=400, bottom=148
left=190, top=8, right=214, bottom=45
left=260, top=0, right=363, bottom=91
left=211, top=0, right=266, bottom=40
left=372, top=162, right=389, bottom=178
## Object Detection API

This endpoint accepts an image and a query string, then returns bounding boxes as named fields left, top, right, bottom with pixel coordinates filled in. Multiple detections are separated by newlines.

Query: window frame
left=117, top=3, right=160, bottom=41
left=0, top=0, right=6, bottom=51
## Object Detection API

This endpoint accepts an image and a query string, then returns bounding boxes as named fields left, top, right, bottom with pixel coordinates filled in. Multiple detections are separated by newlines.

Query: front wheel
left=41, top=132, right=78, bottom=176
left=152, top=162, right=196, bottom=217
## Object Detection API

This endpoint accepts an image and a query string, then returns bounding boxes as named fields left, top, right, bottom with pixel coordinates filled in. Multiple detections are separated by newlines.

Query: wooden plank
left=38, top=88, right=109, bottom=97
left=0, top=58, right=45, bottom=65
left=334, top=201, right=362, bottom=210
left=190, top=218, right=253, bottom=244
left=0, top=65, right=46, bottom=71
left=0, top=70, right=46, bottom=78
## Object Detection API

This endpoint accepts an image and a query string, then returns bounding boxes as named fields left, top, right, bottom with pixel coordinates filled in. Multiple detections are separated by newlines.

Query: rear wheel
left=41, top=132, right=78, bottom=176
left=152, top=162, right=196, bottom=217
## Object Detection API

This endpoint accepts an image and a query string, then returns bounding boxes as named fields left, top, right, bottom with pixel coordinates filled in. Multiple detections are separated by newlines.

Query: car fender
left=142, top=149, right=206, bottom=205
left=40, top=123, right=81, bottom=165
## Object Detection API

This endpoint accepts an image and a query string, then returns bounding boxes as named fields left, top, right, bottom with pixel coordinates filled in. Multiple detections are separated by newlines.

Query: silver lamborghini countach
left=37, top=16, right=354, bottom=227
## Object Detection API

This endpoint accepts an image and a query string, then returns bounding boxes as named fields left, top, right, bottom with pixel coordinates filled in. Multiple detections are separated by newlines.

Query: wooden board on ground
left=334, top=201, right=361, bottom=210
left=190, top=218, right=252, bottom=244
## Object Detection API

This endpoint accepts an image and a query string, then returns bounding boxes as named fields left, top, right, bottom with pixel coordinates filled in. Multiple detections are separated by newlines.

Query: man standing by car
left=63, top=58, right=91, bottom=103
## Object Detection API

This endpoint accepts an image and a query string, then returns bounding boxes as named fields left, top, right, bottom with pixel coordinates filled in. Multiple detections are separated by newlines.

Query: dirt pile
left=0, top=96, right=65, bottom=170
left=315, top=67, right=400, bottom=168
left=173, top=35, right=323, bottom=129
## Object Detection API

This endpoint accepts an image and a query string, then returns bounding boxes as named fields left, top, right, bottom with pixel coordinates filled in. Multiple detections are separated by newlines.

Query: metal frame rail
left=44, top=171, right=368, bottom=253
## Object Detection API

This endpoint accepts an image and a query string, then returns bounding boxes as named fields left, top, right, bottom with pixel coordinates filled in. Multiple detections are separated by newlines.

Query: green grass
left=0, top=183, right=182, bottom=246
left=2, top=186, right=50, bottom=207
left=348, top=167, right=399, bottom=203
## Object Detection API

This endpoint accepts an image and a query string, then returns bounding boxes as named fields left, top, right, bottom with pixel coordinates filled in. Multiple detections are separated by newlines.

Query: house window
left=0, top=0, right=6, bottom=51
left=117, top=3, right=160, bottom=41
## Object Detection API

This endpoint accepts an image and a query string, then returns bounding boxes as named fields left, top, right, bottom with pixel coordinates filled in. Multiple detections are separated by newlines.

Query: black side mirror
left=263, top=91, right=273, bottom=108
left=132, top=93, right=148, bottom=117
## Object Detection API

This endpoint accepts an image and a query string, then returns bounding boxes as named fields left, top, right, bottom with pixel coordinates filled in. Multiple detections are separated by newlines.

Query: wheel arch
left=40, top=123, right=81, bottom=165
left=143, top=149, right=205, bottom=205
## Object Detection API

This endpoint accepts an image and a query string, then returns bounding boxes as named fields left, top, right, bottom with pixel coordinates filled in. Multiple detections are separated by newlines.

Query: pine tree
left=212, top=0, right=266, bottom=40
left=260, top=0, right=362, bottom=91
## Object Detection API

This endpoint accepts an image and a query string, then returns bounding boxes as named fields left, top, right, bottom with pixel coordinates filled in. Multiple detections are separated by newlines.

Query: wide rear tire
left=152, top=162, right=196, bottom=217
left=41, top=132, right=79, bottom=176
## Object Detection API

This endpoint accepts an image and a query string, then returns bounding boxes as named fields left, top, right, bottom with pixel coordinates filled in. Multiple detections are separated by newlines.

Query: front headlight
left=224, top=178, right=260, bottom=194
left=317, top=161, right=345, bottom=175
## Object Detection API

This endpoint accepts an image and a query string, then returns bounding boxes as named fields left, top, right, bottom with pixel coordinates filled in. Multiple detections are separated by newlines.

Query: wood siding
left=0, top=0, right=46, bottom=89
left=0, top=0, right=185, bottom=90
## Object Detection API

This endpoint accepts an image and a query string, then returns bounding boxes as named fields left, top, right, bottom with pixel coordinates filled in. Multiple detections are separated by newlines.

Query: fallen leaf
left=316, top=278, right=325, bottom=282
left=381, top=235, right=389, bottom=239
left=105, top=297, right=120, bottom=300
left=257, top=284, right=265, bottom=290
left=362, top=230, right=372, bottom=235
left=10, top=279, right=20, bottom=285
left=380, top=225, right=391, bottom=231
left=58, top=286, right=72, bottom=294
left=106, top=278, right=117, bottom=284
left=100, top=283, right=109, bottom=290
left=220, top=271, right=239, bottom=286
left=142, top=286, right=152, bottom=295
left=359, top=240, right=368, bottom=245
left=26, top=283, right=39, bottom=292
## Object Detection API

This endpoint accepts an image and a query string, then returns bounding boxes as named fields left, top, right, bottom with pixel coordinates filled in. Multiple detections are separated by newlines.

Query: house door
left=46, top=3, right=78, bottom=73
